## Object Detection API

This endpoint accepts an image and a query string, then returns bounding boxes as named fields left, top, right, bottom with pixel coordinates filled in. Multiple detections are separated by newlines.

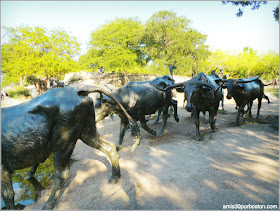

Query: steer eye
left=201, top=86, right=211, bottom=90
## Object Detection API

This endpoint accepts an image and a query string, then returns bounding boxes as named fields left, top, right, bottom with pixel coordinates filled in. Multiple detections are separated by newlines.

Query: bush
left=6, top=85, right=30, bottom=98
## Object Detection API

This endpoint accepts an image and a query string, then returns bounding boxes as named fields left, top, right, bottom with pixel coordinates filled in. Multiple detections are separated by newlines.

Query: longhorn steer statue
left=126, top=75, right=179, bottom=124
left=1, top=84, right=137, bottom=210
left=222, top=75, right=270, bottom=124
left=94, top=76, right=178, bottom=152
left=158, top=74, right=223, bottom=141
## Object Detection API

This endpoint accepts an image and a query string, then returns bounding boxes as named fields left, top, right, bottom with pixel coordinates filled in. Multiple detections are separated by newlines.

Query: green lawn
left=264, top=87, right=279, bottom=98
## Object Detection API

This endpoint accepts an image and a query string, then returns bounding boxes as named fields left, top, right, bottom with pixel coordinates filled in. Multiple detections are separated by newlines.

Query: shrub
left=6, top=85, right=30, bottom=98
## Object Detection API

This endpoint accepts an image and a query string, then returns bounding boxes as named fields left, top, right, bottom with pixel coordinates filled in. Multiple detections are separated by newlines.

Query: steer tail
left=264, top=81, right=273, bottom=86
left=78, top=85, right=138, bottom=129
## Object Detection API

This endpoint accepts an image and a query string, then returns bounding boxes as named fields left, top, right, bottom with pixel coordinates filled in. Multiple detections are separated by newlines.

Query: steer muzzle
left=226, top=94, right=232, bottom=100
left=186, top=103, right=193, bottom=112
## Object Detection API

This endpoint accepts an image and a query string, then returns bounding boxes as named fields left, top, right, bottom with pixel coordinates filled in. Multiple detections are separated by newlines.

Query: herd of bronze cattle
left=1, top=70, right=272, bottom=209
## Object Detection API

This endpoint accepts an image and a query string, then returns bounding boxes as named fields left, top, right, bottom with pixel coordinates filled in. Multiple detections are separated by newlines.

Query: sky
left=1, top=1, right=279, bottom=56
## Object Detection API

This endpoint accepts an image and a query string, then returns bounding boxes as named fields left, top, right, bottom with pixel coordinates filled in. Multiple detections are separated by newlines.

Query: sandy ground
left=17, top=91, right=279, bottom=210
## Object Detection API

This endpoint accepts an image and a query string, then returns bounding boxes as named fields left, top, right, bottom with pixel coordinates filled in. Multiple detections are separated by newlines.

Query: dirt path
left=26, top=92, right=279, bottom=210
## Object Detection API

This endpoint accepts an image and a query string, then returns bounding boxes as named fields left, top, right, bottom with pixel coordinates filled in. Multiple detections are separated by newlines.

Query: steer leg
left=263, top=93, right=270, bottom=104
left=25, top=163, right=39, bottom=179
left=158, top=105, right=169, bottom=137
left=139, top=113, right=157, bottom=136
left=248, top=102, right=253, bottom=118
left=91, top=135, right=121, bottom=183
left=236, top=106, right=243, bottom=125
left=42, top=148, right=73, bottom=210
left=209, top=108, right=217, bottom=132
left=27, top=177, right=45, bottom=202
left=117, top=119, right=128, bottom=151
left=154, top=107, right=162, bottom=124
left=25, top=163, right=45, bottom=201
left=193, top=109, right=200, bottom=141
left=130, top=126, right=141, bottom=153
left=256, top=97, right=262, bottom=118
left=1, top=166, right=15, bottom=209
left=221, top=96, right=225, bottom=114
left=171, top=99, right=179, bottom=122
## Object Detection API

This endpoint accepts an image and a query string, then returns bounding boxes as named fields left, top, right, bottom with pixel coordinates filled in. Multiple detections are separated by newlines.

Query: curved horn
left=154, top=82, right=185, bottom=91
left=237, top=74, right=262, bottom=84
left=197, top=82, right=216, bottom=90
left=79, top=86, right=137, bottom=128
left=197, top=81, right=224, bottom=93
left=214, top=82, right=224, bottom=93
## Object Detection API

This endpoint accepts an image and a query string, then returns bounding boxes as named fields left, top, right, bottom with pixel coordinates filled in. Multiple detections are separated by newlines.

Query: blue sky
left=1, top=1, right=279, bottom=56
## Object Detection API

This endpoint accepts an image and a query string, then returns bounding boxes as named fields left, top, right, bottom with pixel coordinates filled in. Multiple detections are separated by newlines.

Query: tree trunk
left=20, top=75, right=27, bottom=86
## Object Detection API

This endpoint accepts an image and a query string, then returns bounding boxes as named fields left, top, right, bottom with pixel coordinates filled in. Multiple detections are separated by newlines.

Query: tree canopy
left=222, top=1, right=279, bottom=22
left=79, top=18, right=145, bottom=73
left=80, top=11, right=210, bottom=76
left=142, top=11, right=210, bottom=75
left=204, top=47, right=279, bottom=79
left=1, top=26, right=80, bottom=87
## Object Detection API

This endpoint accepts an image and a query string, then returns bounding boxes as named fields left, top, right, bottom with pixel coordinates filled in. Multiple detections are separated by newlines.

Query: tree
left=203, top=48, right=279, bottom=80
left=203, top=49, right=231, bottom=74
left=1, top=26, right=80, bottom=87
left=256, top=51, right=279, bottom=79
left=222, top=1, right=279, bottom=22
left=142, top=11, right=210, bottom=76
left=80, top=18, right=145, bottom=73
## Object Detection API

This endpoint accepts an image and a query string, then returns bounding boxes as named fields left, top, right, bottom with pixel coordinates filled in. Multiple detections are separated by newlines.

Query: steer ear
left=176, top=87, right=184, bottom=92
left=99, top=93, right=103, bottom=99
left=101, top=98, right=118, bottom=108
left=201, top=85, right=212, bottom=91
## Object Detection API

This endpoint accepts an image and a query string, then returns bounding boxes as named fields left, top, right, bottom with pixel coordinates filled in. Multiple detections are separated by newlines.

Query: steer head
left=156, top=79, right=217, bottom=112
left=94, top=94, right=118, bottom=123
left=183, top=81, right=216, bottom=112
left=222, top=75, right=262, bottom=99
left=151, top=75, right=174, bottom=89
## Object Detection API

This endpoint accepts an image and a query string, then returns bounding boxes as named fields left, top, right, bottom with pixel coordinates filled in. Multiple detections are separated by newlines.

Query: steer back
left=222, top=75, right=270, bottom=124
left=2, top=87, right=83, bottom=171
left=95, top=76, right=173, bottom=122
left=1, top=84, right=135, bottom=209
left=94, top=76, right=174, bottom=152
left=1, top=85, right=134, bottom=172
left=224, top=76, right=263, bottom=104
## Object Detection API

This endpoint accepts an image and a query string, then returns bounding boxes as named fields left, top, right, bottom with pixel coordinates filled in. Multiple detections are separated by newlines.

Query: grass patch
left=264, top=87, right=279, bottom=98
left=5, top=85, right=30, bottom=98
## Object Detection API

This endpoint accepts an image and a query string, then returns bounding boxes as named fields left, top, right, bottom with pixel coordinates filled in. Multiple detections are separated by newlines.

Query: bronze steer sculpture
left=222, top=75, right=270, bottom=124
left=94, top=76, right=177, bottom=152
left=126, top=75, right=179, bottom=124
left=158, top=73, right=223, bottom=141
left=1, top=84, right=137, bottom=210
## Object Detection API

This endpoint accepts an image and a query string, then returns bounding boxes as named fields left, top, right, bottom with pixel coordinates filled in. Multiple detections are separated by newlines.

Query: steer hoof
left=151, top=130, right=157, bottom=136
left=116, top=145, right=122, bottom=151
left=175, top=116, right=179, bottom=122
left=109, top=175, right=120, bottom=184
left=211, top=128, right=216, bottom=132
left=42, top=202, right=54, bottom=210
